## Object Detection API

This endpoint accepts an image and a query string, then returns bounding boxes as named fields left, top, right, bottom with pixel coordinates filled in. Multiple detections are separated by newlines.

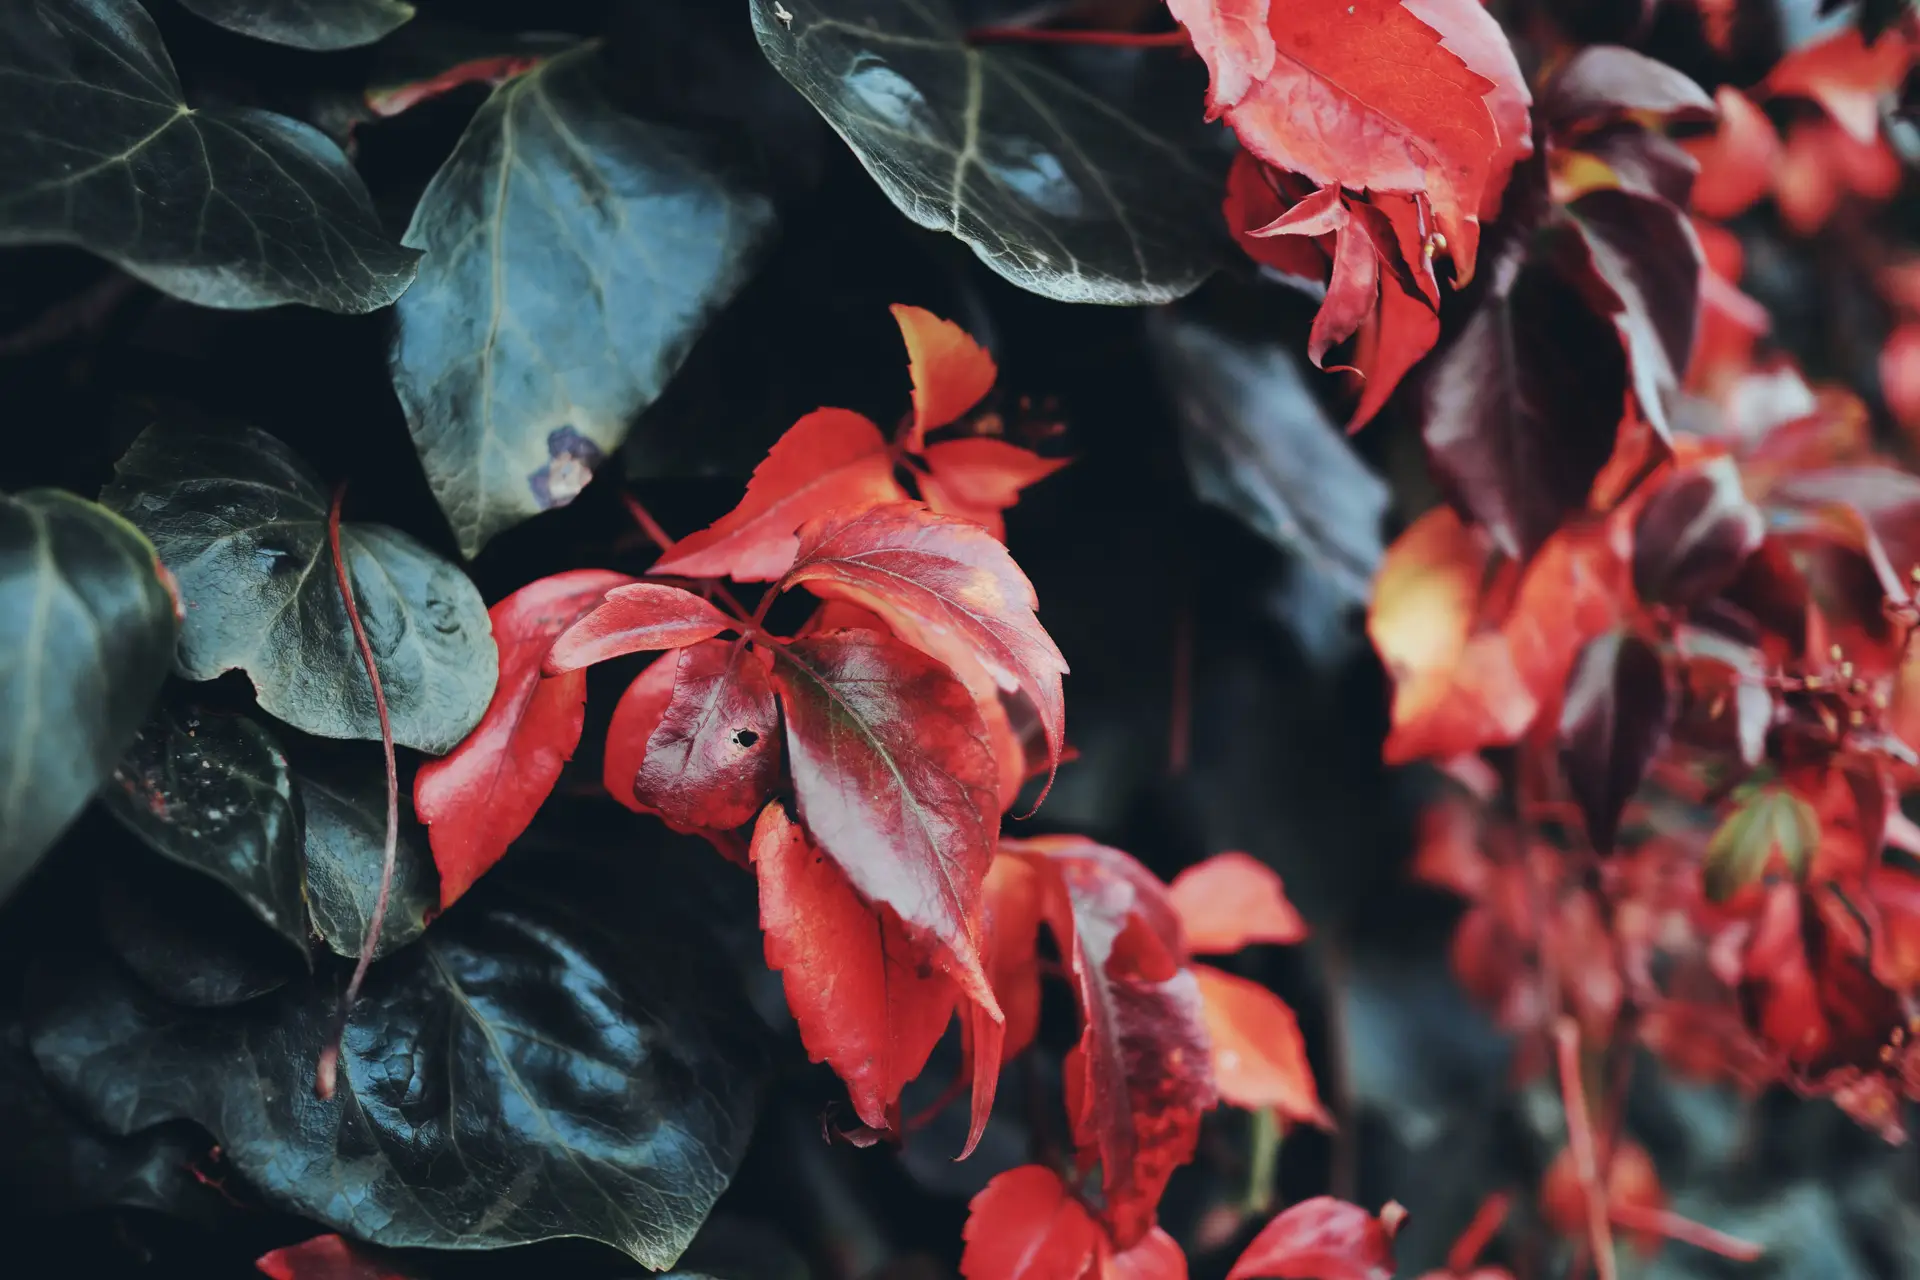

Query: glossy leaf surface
left=1559, top=629, right=1672, bottom=853
left=391, top=44, right=777, bottom=556
left=1228, top=1197, right=1397, bottom=1280
left=101, top=420, right=496, bottom=754
left=543, top=582, right=733, bottom=673
left=298, top=759, right=437, bottom=961
left=177, top=0, right=414, bottom=51
left=638, top=640, right=781, bottom=832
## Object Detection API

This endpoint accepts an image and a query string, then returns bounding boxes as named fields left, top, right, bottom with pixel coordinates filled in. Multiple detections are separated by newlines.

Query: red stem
left=1168, top=602, right=1192, bottom=776
left=966, top=25, right=1191, bottom=48
left=1447, top=1192, right=1511, bottom=1274
left=315, top=484, right=399, bottom=1102
left=1556, top=1018, right=1618, bottom=1280
left=1607, top=1204, right=1763, bottom=1262
left=620, top=491, right=759, bottom=628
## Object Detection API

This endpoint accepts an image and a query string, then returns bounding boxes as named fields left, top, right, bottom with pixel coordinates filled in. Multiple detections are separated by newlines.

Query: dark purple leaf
left=1633, top=456, right=1766, bottom=607
left=1540, top=46, right=1714, bottom=135
left=1559, top=629, right=1673, bottom=852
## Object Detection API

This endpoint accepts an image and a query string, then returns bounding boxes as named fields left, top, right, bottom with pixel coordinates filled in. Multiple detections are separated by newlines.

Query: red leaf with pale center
left=894, top=303, right=997, bottom=450
left=635, top=639, right=780, bottom=830
left=919, top=438, right=1070, bottom=541
left=1167, top=0, right=1275, bottom=117
left=782, top=503, right=1068, bottom=796
left=750, top=802, right=957, bottom=1134
left=1015, top=840, right=1214, bottom=1248
left=1193, top=963, right=1331, bottom=1128
left=1208, top=0, right=1505, bottom=284
left=1404, top=0, right=1533, bottom=221
left=543, top=583, right=732, bottom=674
left=772, top=629, right=1004, bottom=1017
left=1169, top=851, right=1307, bottom=954
left=603, top=658, right=677, bottom=812
left=1228, top=1197, right=1399, bottom=1280
left=648, top=408, right=908, bottom=582
left=961, top=1164, right=1103, bottom=1280
left=257, top=1234, right=409, bottom=1280
left=418, top=569, right=632, bottom=909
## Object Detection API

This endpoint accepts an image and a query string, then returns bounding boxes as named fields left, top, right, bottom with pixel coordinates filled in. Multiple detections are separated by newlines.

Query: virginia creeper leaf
left=780, top=504, right=1067, bottom=788
left=0, top=489, right=175, bottom=904
left=749, top=0, right=1222, bottom=304
left=648, top=408, right=906, bottom=583
left=177, top=0, right=414, bottom=51
left=296, top=758, right=437, bottom=961
left=772, top=629, right=1002, bottom=1015
left=895, top=303, right=996, bottom=450
left=1167, top=0, right=1275, bottom=117
left=0, top=0, right=419, bottom=312
left=1227, top=1197, right=1398, bottom=1280
left=1192, top=963, right=1330, bottom=1127
left=1631, top=457, right=1765, bottom=608
left=102, top=704, right=307, bottom=954
left=605, top=658, right=679, bottom=812
left=750, top=802, right=955, bottom=1134
left=390, top=43, right=777, bottom=556
left=981, top=852, right=1047, bottom=1065
left=1558, top=629, right=1673, bottom=853
left=256, top=1234, right=410, bottom=1280
left=917, top=439, right=1069, bottom=543
left=1168, top=851, right=1307, bottom=954
left=543, top=583, right=732, bottom=674
left=1149, top=315, right=1388, bottom=607
left=32, top=878, right=765, bottom=1269
left=100, top=419, right=497, bottom=754
left=638, top=640, right=781, bottom=832
left=1539, top=45, right=1714, bottom=134
left=960, top=1164, right=1103, bottom=1280
left=418, top=569, right=633, bottom=908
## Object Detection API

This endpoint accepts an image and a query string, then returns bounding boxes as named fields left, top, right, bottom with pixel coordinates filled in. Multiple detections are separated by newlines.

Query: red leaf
left=961, top=1164, right=1103, bottom=1280
left=983, top=852, right=1047, bottom=1063
left=1193, top=964, right=1332, bottom=1128
left=1224, top=154, right=1330, bottom=288
left=1228, top=1198, right=1400, bottom=1280
left=750, top=802, right=957, bottom=1134
left=894, top=304, right=998, bottom=449
left=1027, top=842, right=1215, bottom=1247
left=1765, top=25, right=1914, bottom=145
left=772, top=629, right=1004, bottom=1016
left=635, top=639, right=780, bottom=831
left=649, top=409, right=907, bottom=582
left=1254, top=187, right=1379, bottom=369
left=543, top=583, right=732, bottom=674
left=1199, top=0, right=1511, bottom=284
left=1109, top=1229, right=1189, bottom=1280
left=1686, top=87, right=1778, bottom=220
left=417, top=569, right=631, bottom=909
left=257, top=1235, right=408, bottom=1280
left=781, top=503, right=1068, bottom=796
left=919, top=438, right=1070, bottom=541
left=1167, top=0, right=1275, bottom=117
left=1169, top=851, right=1307, bottom=954
left=603, top=658, right=678, bottom=812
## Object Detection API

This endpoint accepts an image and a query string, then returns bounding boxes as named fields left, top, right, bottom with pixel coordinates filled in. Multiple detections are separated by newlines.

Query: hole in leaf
left=732, top=729, right=759, bottom=748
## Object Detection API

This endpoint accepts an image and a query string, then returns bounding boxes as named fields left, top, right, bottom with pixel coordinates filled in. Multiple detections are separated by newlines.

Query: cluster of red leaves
left=960, top=846, right=1325, bottom=1280
left=1173, top=0, right=1531, bottom=429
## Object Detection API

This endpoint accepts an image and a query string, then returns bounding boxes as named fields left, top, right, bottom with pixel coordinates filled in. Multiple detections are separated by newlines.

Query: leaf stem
left=316, top=484, right=399, bottom=1102
left=1607, top=1203, right=1762, bottom=1261
left=1242, top=1107, right=1281, bottom=1215
left=965, top=25, right=1191, bottom=48
left=1556, top=1017, right=1618, bottom=1280
left=620, top=491, right=760, bottom=627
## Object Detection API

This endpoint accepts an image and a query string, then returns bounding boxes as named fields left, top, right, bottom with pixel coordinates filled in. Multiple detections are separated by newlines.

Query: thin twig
left=620, top=491, right=758, bottom=625
left=1608, top=1204, right=1762, bottom=1261
left=315, top=485, right=399, bottom=1102
left=1557, top=1018, right=1618, bottom=1280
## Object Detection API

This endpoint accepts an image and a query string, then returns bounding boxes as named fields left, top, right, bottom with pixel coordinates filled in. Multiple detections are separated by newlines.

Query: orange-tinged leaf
left=1765, top=25, right=1914, bottom=145
left=603, top=657, right=677, bottom=812
left=257, top=1235, right=409, bottom=1280
left=1541, top=1140, right=1666, bottom=1254
left=649, top=408, right=907, bottom=582
left=1169, top=852, right=1307, bottom=953
left=1403, top=0, right=1534, bottom=221
left=1213, top=0, right=1506, bottom=284
left=635, top=639, right=780, bottom=831
left=1193, top=963, right=1332, bottom=1128
left=750, top=803, right=957, bottom=1134
left=962, top=1164, right=1103, bottom=1280
left=919, top=438, right=1070, bottom=541
left=417, top=569, right=631, bottom=909
left=894, top=304, right=997, bottom=449
left=1501, top=521, right=1632, bottom=708
left=542, top=582, right=732, bottom=674
left=1686, top=87, right=1777, bottom=220
left=782, top=503, right=1068, bottom=794
left=773, top=629, right=1004, bottom=1018
left=1228, top=1197, right=1399, bottom=1280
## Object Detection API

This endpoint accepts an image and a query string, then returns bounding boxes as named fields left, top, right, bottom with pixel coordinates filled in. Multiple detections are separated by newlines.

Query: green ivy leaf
left=101, top=703, right=308, bottom=954
left=0, top=0, right=419, bottom=312
left=100, top=418, right=498, bottom=754
left=176, top=0, right=415, bottom=51
left=32, top=876, right=767, bottom=1268
left=750, top=0, right=1222, bottom=304
left=0, top=490, right=176, bottom=904
left=297, top=755, right=437, bottom=961
left=390, top=42, right=778, bottom=557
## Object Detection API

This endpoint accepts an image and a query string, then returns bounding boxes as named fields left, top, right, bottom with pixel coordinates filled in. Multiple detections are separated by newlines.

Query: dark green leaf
left=297, top=757, right=437, bottom=961
left=390, top=42, right=778, bottom=557
left=0, top=490, right=175, bottom=904
left=99, top=856, right=301, bottom=1007
left=1148, top=314, right=1387, bottom=606
left=749, top=0, right=1221, bottom=304
left=0, top=0, right=420, bottom=312
left=101, top=704, right=308, bottom=953
left=32, top=880, right=766, bottom=1267
left=100, top=418, right=498, bottom=754
left=177, top=0, right=415, bottom=51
